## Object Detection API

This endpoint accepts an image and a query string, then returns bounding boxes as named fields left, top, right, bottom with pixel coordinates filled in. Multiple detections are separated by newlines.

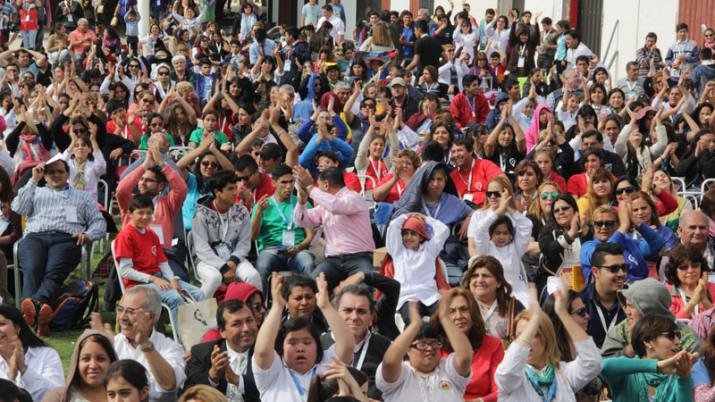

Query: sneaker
left=20, top=298, right=38, bottom=328
left=36, top=303, right=53, bottom=337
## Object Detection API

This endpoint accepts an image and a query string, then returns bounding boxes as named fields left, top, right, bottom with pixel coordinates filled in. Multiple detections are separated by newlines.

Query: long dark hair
left=0, top=165, right=14, bottom=203
left=461, top=256, right=514, bottom=316
left=0, top=305, right=46, bottom=349
left=104, top=360, right=149, bottom=394
left=542, top=290, right=581, bottom=361
left=72, top=333, right=118, bottom=387
left=431, top=288, right=486, bottom=349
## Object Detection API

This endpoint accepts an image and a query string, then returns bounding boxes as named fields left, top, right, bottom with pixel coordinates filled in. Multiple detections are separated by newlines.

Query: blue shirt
left=249, top=38, right=277, bottom=65
left=400, top=26, right=415, bottom=59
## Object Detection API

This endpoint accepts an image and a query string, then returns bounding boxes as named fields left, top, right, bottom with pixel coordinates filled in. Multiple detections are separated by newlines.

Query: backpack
left=50, top=280, right=99, bottom=331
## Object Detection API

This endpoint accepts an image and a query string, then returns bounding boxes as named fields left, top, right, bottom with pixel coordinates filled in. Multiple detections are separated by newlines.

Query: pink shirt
left=293, top=186, right=375, bottom=257
left=68, top=29, right=97, bottom=55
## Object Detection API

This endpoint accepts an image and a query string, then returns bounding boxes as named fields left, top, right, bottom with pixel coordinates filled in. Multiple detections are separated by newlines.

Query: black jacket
left=185, top=339, right=260, bottom=402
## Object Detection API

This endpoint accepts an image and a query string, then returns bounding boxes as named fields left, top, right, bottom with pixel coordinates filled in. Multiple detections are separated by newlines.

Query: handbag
left=177, top=293, right=217, bottom=352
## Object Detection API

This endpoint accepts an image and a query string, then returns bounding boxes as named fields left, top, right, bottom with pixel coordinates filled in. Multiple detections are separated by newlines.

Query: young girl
left=124, top=6, right=140, bottom=56
left=473, top=189, right=533, bottom=307
left=385, top=212, right=449, bottom=324
left=61, top=123, right=106, bottom=201
left=104, top=360, right=150, bottom=402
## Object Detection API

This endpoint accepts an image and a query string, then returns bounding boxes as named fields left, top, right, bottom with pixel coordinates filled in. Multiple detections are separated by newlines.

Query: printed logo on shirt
left=151, top=245, right=157, bottom=256
left=439, top=381, right=451, bottom=391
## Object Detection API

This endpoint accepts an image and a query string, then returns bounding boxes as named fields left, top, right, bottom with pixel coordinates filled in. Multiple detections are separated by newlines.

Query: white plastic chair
left=110, top=240, right=178, bottom=341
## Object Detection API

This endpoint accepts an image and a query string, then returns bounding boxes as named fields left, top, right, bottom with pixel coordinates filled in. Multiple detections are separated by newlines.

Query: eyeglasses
left=540, top=191, right=559, bottom=200
left=158, top=71, right=170, bottom=76
left=677, top=262, right=702, bottom=271
left=73, top=127, right=87, bottom=134
left=571, top=306, right=588, bottom=317
left=615, top=186, right=636, bottom=195
left=486, top=191, right=501, bottom=198
left=596, top=263, right=628, bottom=273
left=593, top=220, right=616, bottom=229
left=201, top=161, right=219, bottom=168
left=236, top=175, right=250, bottom=182
left=116, top=305, right=143, bottom=317
left=660, top=330, right=681, bottom=341
left=150, top=121, right=163, bottom=127
left=139, top=176, right=157, bottom=183
left=362, top=103, right=376, bottom=109
left=143, top=98, right=155, bottom=103
left=552, top=206, right=572, bottom=214
left=410, top=341, right=443, bottom=351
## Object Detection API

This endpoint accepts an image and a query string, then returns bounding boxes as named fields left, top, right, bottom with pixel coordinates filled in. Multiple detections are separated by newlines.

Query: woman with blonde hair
left=359, top=22, right=395, bottom=52
left=576, top=167, right=615, bottom=218
left=495, top=290, right=602, bottom=401
left=179, top=385, right=228, bottom=402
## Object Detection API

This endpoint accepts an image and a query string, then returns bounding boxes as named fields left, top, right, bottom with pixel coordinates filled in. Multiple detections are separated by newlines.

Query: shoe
left=36, top=304, right=53, bottom=337
left=20, top=298, right=38, bottom=328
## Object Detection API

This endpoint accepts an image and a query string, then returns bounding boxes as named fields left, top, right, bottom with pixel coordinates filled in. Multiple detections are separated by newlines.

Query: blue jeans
left=19, top=232, right=81, bottom=304
left=149, top=273, right=204, bottom=339
left=256, top=247, right=315, bottom=291
left=312, top=252, right=373, bottom=290
left=20, top=30, right=36, bottom=50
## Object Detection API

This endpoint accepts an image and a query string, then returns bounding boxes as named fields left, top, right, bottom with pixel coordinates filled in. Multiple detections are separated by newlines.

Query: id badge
left=215, top=243, right=231, bottom=260
left=463, top=193, right=473, bottom=203
left=282, top=230, right=295, bottom=247
left=517, top=57, right=525, bottom=68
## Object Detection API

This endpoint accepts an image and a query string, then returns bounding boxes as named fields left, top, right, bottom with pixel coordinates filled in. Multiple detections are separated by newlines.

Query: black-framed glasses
left=410, top=341, right=443, bottom=351
left=593, top=220, right=616, bottom=229
left=158, top=71, right=170, bottom=76
left=552, top=206, right=572, bottom=214
left=73, top=127, right=87, bottom=134
left=677, top=262, right=702, bottom=271
left=201, top=161, right=219, bottom=168
left=615, top=186, right=636, bottom=195
left=540, top=191, right=559, bottom=200
left=486, top=191, right=501, bottom=198
left=236, top=175, right=250, bottom=182
left=597, top=263, right=628, bottom=274
left=660, top=330, right=681, bottom=341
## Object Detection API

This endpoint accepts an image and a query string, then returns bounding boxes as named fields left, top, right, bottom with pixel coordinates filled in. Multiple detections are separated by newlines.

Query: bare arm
left=253, top=273, right=286, bottom=370
left=380, top=301, right=421, bottom=383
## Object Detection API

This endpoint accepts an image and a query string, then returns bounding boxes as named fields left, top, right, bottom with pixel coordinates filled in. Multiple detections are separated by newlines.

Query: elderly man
left=660, top=210, right=715, bottom=279
left=13, top=158, right=106, bottom=335
left=185, top=299, right=260, bottom=402
left=94, top=285, right=186, bottom=402
left=67, top=18, right=96, bottom=61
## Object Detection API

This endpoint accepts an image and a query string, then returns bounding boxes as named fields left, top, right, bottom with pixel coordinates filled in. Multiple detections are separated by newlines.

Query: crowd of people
left=0, top=0, right=714, bottom=400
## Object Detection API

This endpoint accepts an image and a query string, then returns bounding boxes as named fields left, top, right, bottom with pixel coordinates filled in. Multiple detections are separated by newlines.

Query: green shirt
left=252, top=195, right=309, bottom=251
left=188, top=128, right=228, bottom=145
left=602, top=356, right=694, bottom=402
left=139, top=132, right=175, bottom=150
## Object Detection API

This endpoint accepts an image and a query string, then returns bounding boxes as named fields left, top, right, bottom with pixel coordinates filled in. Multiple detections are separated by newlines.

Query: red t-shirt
left=343, top=171, right=362, bottom=193
left=114, top=224, right=167, bottom=289
left=441, top=335, right=504, bottom=401
left=450, top=158, right=503, bottom=206
left=363, top=159, right=388, bottom=190
left=375, top=173, right=406, bottom=203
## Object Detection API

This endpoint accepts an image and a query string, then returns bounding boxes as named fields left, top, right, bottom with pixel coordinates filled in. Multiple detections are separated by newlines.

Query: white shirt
left=0, top=346, right=63, bottom=402
left=316, top=14, right=345, bottom=44
left=437, top=59, right=470, bottom=92
left=467, top=209, right=533, bottom=307
left=376, top=353, right=471, bottom=402
left=452, top=29, right=479, bottom=62
left=114, top=330, right=186, bottom=402
left=225, top=345, right=249, bottom=401
left=61, top=148, right=107, bottom=201
left=566, top=42, right=593, bottom=67
left=495, top=339, right=602, bottom=402
left=252, top=349, right=337, bottom=402
left=386, top=214, right=450, bottom=310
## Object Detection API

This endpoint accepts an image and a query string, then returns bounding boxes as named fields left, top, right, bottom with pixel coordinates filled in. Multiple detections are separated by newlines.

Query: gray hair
left=334, top=81, right=351, bottom=91
left=679, top=209, right=708, bottom=228
left=126, top=285, right=163, bottom=324
left=171, top=54, right=187, bottom=65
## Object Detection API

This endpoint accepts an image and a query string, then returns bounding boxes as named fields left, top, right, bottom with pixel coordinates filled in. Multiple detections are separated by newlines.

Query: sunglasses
left=236, top=175, right=250, bottom=182
left=593, top=220, right=616, bottom=229
left=615, top=186, right=636, bottom=195
left=571, top=306, right=588, bottom=317
left=158, top=71, right=170, bottom=76
left=552, top=206, right=572, bottom=214
left=597, top=263, right=628, bottom=273
left=201, top=161, right=219, bottom=168
left=486, top=191, right=501, bottom=198
left=660, top=330, right=681, bottom=341
left=677, top=262, right=701, bottom=271
left=540, top=191, right=559, bottom=200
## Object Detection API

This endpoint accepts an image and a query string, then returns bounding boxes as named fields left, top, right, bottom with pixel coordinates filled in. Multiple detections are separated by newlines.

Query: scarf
left=525, top=364, right=557, bottom=401
left=19, top=134, right=51, bottom=163
left=636, top=371, right=668, bottom=401
left=72, top=158, right=87, bottom=191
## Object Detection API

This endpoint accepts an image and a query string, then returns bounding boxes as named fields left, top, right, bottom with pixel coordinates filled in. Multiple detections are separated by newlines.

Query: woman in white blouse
left=0, top=305, right=64, bottom=401
left=495, top=289, right=602, bottom=402
left=60, top=123, right=107, bottom=201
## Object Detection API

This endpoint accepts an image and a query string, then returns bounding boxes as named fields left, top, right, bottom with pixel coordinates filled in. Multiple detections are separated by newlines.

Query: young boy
left=114, top=194, right=204, bottom=330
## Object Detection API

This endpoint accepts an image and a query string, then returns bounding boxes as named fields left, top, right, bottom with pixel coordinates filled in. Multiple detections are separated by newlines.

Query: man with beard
left=185, top=299, right=260, bottom=402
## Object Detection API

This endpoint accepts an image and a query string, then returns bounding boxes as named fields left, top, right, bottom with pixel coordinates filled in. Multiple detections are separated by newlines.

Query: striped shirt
left=11, top=181, right=106, bottom=240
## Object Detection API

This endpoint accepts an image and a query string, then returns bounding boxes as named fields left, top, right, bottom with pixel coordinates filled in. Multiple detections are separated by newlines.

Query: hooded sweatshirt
left=485, top=92, right=510, bottom=131
left=525, top=103, right=551, bottom=153
left=41, top=330, right=116, bottom=402
left=191, top=194, right=252, bottom=268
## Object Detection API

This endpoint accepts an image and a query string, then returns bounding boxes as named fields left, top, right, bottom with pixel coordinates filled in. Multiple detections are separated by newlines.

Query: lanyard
left=595, top=303, right=618, bottom=334
left=456, top=159, right=474, bottom=193
left=270, top=196, right=294, bottom=229
left=678, top=287, right=698, bottom=316
left=467, top=95, right=477, bottom=118
left=288, top=367, right=317, bottom=397
left=369, top=158, right=383, bottom=181
left=212, top=200, right=231, bottom=239
left=353, top=333, right=371, bottom=371
left=422, top=199, right=442, bottom=218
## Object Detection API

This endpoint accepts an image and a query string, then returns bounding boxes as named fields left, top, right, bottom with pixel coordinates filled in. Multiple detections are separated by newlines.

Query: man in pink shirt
left=67, top=18, right=97, bottom=59
left=293, top=166, right=375, bottom=290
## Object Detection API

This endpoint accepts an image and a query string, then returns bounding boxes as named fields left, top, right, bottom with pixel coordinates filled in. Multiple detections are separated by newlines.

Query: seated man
left=293, top=166, right=375, bottom=290
left=117, top=142, right=189, bottom=279
left=281, top=273, right=328, bottom=334
left=185, top=299, right=260, bottom=402
left=235, top=154, right=275, bottom=210
left=251, top=164, right=315, bottom=290
left=94, top=285, right=187, bottom=401
left=12, top=159, right=106, bottom=334
left=114, top=194, right=204, bottom=327
left=192, top=170, right=261, bottom=297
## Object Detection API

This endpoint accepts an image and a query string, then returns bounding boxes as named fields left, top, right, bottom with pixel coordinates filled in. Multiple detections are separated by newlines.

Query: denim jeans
left=312, top=252, right=373, bottom=290
left=256, top=247, right=315, bottom=290
left=148, top=272, right=204, bottom=338
left=19, top=232, right=81, bottom=304
left=20, top=30, right=37, bottom=50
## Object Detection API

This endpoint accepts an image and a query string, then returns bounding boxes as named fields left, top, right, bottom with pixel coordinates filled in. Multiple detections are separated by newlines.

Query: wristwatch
left=140, top=342, right=155, bottom=352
